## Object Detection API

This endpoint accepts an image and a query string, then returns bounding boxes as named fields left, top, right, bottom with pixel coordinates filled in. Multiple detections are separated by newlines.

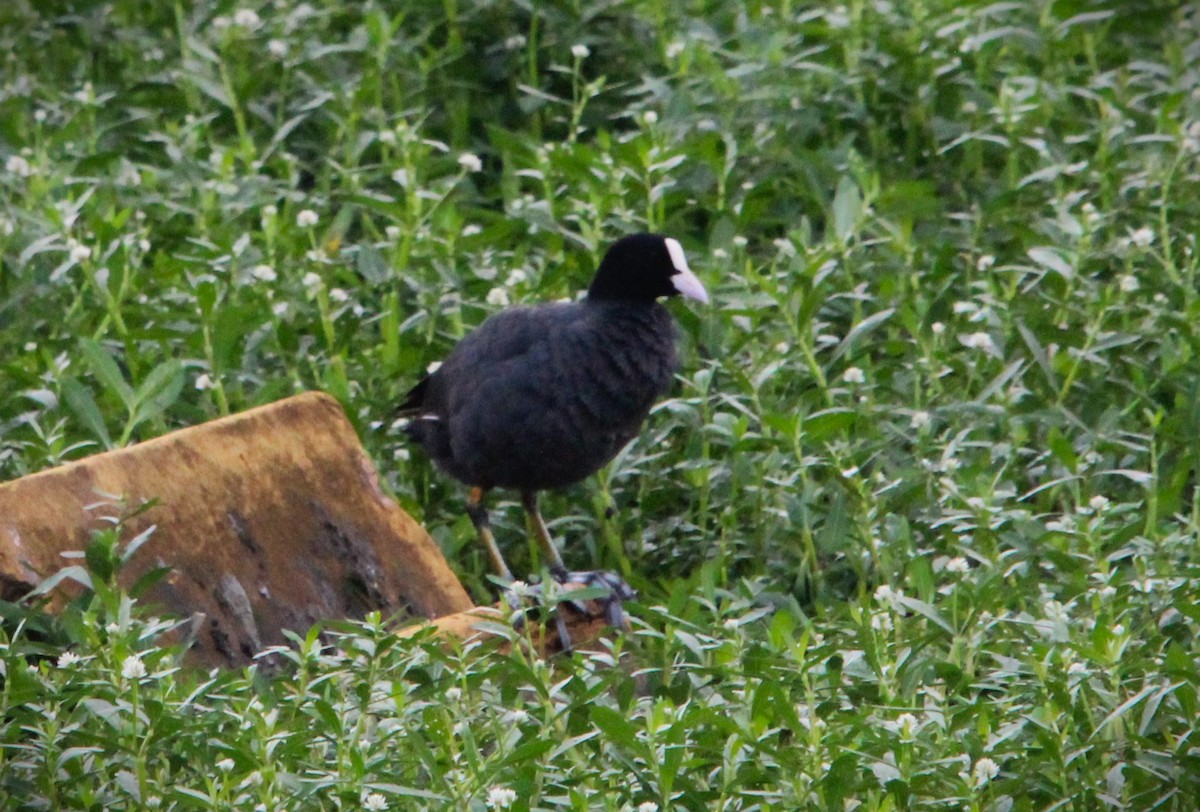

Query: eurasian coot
left=401, top=233, right=707, bottom=593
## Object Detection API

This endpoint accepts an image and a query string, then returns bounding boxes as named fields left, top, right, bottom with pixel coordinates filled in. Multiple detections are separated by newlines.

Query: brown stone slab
left=0, top=392, right=474, bottom=667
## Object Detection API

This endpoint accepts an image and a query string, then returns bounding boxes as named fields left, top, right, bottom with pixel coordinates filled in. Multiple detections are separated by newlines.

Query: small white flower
left=105, top=622, right=120, bottom=633
left=121, top=655, right=147, bottom=680
left=363, top=793, right=388, bottom=811
left=1045, top=516, right=1075, bottom=533
left=636, top=803, right=660, bottom=812
left=302, top=271, right=323, bottom=289
left=961, top=331, right=995, bottom=352
left=457, top=152, right=483, bottom=173
left=262, top=204, right=277, bottom=218
left=23, top=341, right=36, bottom=352
left=216, top=757, right=235, bottom=772
left=570, top=43, right=590, bottom=59
left=971, top=757, right=1000, bottom=788
left=486, top=786, right=517, bottom=809
left=486, top=287, right=510, bottom=307
left=504, top=34, right=527, bottom=50
left=1088, top=495, right=1110, bottom=512
left=268, top=39, right=287, bottom=58
left=773, top=237, right=796, bottom=256
left=73, top=82, right=94, bottom=104
left=910, top=410, right=931, bottom=429
left=842, top=366, right=865, bottom=384
left=426, top=360, right=443, bottom=374
left=69, top=242, right=91, bottom=263
left=57, top=651, right=81, bottom=667
left=329, top=287, right=349, bottom=303
left=505, top=269, right=527, bottom=286
left=296, top=209, right=319, bottom=228
left=251, top=264, right=277, bottom=282
left=462, top=224, right=482, bottom=237
left=445, top=686, right=462, bottom=702
left=732, top=235, right=748, bottom=248
left=272, top=301, right=288, bottom=317
left=393, top=447, right=410, bottom=462
left=643, top=110, right=658, bottom=124
left=1118, top=274, right=1139, bottom=293
left=391, top=168, right=408, bottom=186
left=1037, top=600, right=1071, bottom=642
left=966, top=496, right=986, bottom=510
left=952, top=301, right=978, bottom=315
left=712, top=247, right=728, bottom=259
left=873, top=584, right=904, bottom=611
left=34, top=109, right=47, bottom=123
left=931, top=321, right=945, bottom=335
left=945, top=557, right=970, bottom=574
left=976, top=254, right=996, bottom=271
left=1129, top=226, right=1155, bottom=248
left=502, top=708, right=529, bottom=725
left=895, top=712, right=919, bottom=742
left=195, top=373, right=214, bottom=391
left=6, top=154, right=33, bottom=178
left=666, top=40, right=685, bottom=59
left=233, top=8, right=261, bottom=29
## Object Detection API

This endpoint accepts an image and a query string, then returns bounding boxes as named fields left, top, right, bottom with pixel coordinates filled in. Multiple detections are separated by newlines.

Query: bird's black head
left=587, top=233, right=709, bottom=304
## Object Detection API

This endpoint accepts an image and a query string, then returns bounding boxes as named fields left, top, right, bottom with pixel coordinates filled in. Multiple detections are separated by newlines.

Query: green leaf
left=84, top=535, right=117, bottom=583
left=802, top=408, right=856, bottom=441
left=896, top=595, right=954, bottom=634
left=501, top=738, right=555, bottom=766
left=590, top=705, right=640, bottom=750
left=829, top=308, right=894, bottom=363
left=831, top=175, right=861, bottom=242
left=23, top=565, right=93, bottom=601
left=131, top=359, right=184, bottom=427
left=61, top=378, right=113, bottom=449
left=121, top=524, right=159, bottom=564
left=356, top=242, right=391, bottom=285
left=78, top=338, right=134, bottom=408
left=1027, top=246, right=1074, bottom=279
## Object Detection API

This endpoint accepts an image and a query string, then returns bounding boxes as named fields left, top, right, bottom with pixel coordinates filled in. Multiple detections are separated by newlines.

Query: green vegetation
left=2, top=0, right=1200, bottom=808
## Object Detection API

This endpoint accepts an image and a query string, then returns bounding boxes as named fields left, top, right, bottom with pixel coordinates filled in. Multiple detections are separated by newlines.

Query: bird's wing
left=403, top=304, right=570, bottom=418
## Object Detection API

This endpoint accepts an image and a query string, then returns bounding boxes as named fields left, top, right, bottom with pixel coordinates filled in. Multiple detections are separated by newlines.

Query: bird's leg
left=521, top=491, right=567, bottom=579
left=466, top=487, right=513, bottom=581
left=518, top=491, right=634, bottom=651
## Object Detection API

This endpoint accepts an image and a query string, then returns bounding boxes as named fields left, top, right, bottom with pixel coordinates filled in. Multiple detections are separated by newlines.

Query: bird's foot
left=548, top=568, right=636, bottom=628
left=504, top=570, right=635, bottom=653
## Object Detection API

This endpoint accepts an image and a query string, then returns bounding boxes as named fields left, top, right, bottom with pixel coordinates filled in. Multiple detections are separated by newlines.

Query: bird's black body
left=399, top=232, right=706, bottom=604
left=402, top=298, right=677, bottom=491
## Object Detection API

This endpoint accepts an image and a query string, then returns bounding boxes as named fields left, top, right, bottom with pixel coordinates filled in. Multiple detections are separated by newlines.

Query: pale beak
left=665, top=237, right=709, bottom=304
left=671, top=266, right=709, bottom=304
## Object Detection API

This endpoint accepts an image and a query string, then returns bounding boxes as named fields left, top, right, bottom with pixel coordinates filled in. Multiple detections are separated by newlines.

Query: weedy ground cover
left=1, top=1, right=1199, bottom=809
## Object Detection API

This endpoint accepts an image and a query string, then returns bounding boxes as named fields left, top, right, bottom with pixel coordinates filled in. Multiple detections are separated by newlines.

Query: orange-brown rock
left=0, top=392, right=474, bottom=667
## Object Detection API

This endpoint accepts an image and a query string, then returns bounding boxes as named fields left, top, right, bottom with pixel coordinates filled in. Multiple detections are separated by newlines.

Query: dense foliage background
left=2, top=0, right=1200, bottom=809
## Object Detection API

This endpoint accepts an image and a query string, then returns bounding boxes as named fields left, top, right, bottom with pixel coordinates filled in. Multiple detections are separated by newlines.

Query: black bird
left=400, top=233, right=708, bottom=596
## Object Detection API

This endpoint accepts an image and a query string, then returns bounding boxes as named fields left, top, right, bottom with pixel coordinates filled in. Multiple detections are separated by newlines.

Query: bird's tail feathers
left=397, top=376, right=431, bottom=415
